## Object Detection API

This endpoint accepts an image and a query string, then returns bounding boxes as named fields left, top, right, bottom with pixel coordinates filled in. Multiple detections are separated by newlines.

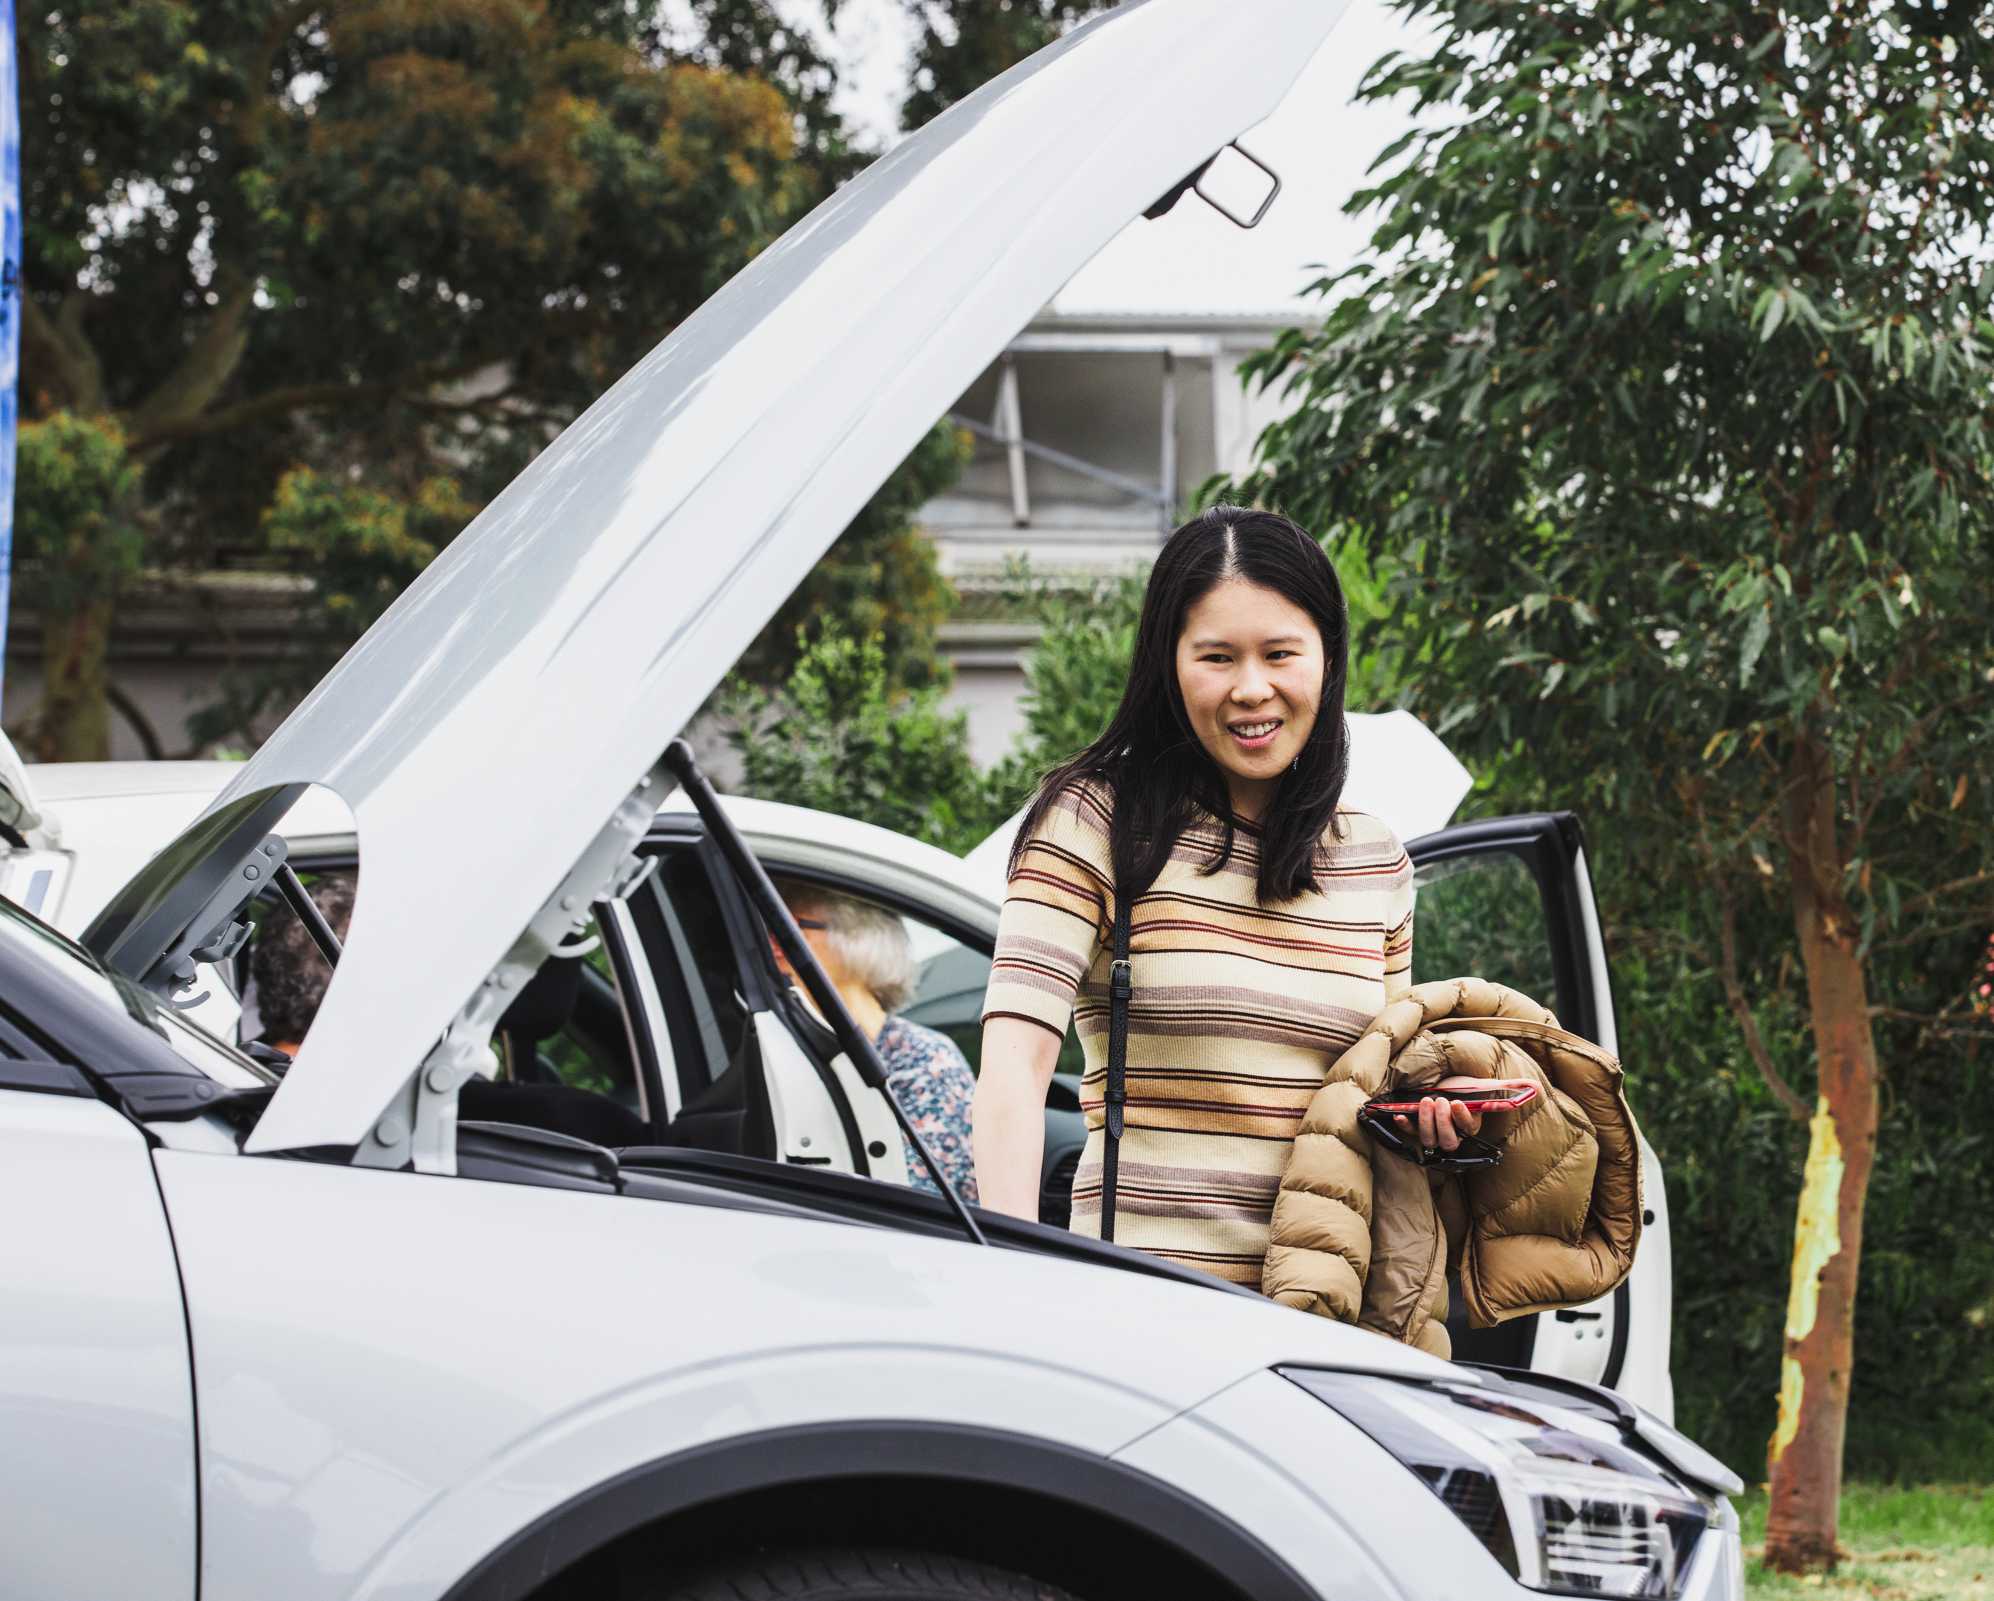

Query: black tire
left=656, top=1546, right=1084, bottom=1601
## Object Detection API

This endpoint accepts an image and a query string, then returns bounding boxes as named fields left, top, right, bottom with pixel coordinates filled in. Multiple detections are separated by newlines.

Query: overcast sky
left=789, top=0, right=1434, bottom=317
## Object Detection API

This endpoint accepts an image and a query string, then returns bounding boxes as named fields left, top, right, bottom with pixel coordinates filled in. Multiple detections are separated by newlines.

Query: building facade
left=929, top=309, right=1307, bottom=764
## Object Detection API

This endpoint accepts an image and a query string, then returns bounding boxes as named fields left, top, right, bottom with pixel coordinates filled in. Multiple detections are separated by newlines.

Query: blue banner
left=0, top=0, right=19, bottom=703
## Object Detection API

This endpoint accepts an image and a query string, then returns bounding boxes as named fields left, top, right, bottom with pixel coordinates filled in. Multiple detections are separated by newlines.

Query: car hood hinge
left=354, top=764, right=666, bottom=1175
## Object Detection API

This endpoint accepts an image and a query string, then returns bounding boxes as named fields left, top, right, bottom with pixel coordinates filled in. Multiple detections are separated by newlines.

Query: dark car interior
left=232, top=830, right=1087, bottom=1228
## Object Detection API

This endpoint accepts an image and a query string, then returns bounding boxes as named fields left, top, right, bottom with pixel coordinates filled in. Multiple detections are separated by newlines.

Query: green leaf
left=1739, top=605, right=1771, bottom=685
left=1760, top=290, right=1788, bottom=342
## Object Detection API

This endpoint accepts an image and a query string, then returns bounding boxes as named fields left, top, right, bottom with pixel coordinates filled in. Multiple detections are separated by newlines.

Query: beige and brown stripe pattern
left=983, top=780, right=1413, bottom=1290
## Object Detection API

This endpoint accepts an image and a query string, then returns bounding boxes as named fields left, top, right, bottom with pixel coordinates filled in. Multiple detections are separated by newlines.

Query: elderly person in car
left=772, top=881, right=978, bottom=1202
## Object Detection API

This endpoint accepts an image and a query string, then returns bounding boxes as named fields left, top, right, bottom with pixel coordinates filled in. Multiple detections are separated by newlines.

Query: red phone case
left=1365, top=1083, right=1540, bottom=1117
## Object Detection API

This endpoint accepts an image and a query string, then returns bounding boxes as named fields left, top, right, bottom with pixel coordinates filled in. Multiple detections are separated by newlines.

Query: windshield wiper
left=661, top=739, right=987, bottom=1249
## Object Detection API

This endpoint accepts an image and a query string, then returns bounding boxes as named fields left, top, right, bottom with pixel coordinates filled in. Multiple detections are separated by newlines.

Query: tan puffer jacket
left=1262, top=977, right=1642, bottom=1357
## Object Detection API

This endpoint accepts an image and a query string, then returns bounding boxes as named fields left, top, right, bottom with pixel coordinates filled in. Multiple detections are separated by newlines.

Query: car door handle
left=1554, top=1309, right=1604, bottom=1322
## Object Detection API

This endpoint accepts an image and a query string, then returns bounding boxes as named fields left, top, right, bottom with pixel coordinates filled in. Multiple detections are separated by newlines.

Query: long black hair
left=1010, top=505, right=1351, bottom=906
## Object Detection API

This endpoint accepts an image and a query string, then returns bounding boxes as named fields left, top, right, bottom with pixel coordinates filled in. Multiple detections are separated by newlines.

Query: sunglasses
left=1355, top=1083, right=1538, bottom=1172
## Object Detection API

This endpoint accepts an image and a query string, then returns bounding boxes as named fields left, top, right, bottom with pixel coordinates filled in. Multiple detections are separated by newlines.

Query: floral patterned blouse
left=876, top=1015, right=979, bottom=1202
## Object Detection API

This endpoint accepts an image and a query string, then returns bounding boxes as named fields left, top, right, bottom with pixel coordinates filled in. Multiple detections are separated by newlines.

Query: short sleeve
left=979, top=781, right=1115, bottom=1040
left=1382, top=832, right=1415, bottom=1002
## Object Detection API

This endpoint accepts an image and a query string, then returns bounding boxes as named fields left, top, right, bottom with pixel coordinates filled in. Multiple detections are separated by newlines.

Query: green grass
left=1741, top=1485, right=1994, bottom=1599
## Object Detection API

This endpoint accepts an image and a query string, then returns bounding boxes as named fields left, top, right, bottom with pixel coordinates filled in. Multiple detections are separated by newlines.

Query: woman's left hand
left=1390, top=1075, right=1499, bottom=1155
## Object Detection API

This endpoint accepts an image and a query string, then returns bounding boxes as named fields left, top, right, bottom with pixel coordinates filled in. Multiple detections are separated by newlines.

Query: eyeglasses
left=769, top=916, right=826, bottom=960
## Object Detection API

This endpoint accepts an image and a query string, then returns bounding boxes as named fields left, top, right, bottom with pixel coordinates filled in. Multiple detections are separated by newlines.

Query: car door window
left=1411, top=851, right=1562, bottom=1014
left=896, top=915, right=992, bottom=1070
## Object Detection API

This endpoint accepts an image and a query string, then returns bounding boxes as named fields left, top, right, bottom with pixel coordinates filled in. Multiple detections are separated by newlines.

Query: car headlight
left=1284, top=1368, right=1712, bottom=1599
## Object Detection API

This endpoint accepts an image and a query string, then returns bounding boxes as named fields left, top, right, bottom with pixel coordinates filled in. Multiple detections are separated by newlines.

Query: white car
left=0, top=4, right=1740, bottom=1599
left=5, top=718, right=1676, bottom=1413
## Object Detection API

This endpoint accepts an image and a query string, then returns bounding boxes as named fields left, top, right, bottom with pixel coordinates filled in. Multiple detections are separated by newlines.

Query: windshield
left=0, top=893, right=273, bottom=1090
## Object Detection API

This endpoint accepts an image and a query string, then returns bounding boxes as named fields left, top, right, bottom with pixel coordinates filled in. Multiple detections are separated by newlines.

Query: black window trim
left=1406, top=810, right=1631, bottom=1390
left=624, top=840, right=750, bottom=1112
left=1406, top=811, right=1602, bottom=1047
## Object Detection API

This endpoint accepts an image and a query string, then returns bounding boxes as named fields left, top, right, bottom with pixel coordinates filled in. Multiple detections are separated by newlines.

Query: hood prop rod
left=661, top=740, right=986, bottom=1248
left=274, top=862, right=343, bottom=969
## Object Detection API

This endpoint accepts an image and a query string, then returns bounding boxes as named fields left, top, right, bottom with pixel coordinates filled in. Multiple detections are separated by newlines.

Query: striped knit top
left=981, top=780, right=1414, bottom=1289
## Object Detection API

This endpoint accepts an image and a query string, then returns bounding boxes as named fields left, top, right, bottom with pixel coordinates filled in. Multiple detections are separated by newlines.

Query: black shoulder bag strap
left=1101, top=885, right=1132, bottom=1243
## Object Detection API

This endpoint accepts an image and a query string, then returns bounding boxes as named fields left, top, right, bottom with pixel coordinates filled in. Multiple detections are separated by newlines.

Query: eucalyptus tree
left=1234, top=1, right=1994, bottom=1569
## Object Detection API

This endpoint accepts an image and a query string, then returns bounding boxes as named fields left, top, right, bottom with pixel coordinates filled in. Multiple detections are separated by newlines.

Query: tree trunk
left=33, top=596, right=116, bottom=762
left=1763, top=735, right=1882, bottom=1573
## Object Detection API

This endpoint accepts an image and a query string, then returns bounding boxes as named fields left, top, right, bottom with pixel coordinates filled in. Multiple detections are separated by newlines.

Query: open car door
left=1408, top=813, right=1675, bottom=1421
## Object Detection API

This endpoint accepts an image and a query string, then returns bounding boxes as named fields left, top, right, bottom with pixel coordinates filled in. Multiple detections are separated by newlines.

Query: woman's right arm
left=972, top=1016, right=1064, bottom=1219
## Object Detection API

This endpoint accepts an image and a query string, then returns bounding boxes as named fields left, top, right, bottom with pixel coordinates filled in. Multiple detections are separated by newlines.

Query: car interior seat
left=461, top=953, right=649, bottom=1147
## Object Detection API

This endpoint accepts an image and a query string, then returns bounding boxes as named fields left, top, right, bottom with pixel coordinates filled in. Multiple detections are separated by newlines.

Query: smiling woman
left=972, top=506, right=1471, bottom=1289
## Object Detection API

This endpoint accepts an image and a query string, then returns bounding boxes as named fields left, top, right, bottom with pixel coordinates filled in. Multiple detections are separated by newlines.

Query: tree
left=189, top=467, right=475, bottom=746
left=17, top=1, right=827, bottom=754
left=10, top=413, right=143, bottom=760
left=724, top=625, right=1002, bottom=855
left=1233, top=1, right=1994, bottom=1570
left=896, top=2, right=1114, bottom=129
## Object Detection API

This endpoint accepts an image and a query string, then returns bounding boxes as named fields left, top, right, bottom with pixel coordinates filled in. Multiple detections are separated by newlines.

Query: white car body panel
left=823, top=1041, right=916, bottom=1185
left=1621, top=1137, right=1678, bottom=1422
left=1128, top=1371, right=1743, bottom=1601
left=20, top=761, right=1679, bottom=1421
left=0, top=725, right=55, bottom=844
left=0, top=733, right=75, bottom=918
left=756, top=1009, right=865, bottom=1172
left=1119, top=1369, right=1493, bottom=1601
left=0, top=1092, right=197, bottom=1601
left=199, top=0, right=1352, bottom=1156
left=156, top=1148, right=1452, bottom=1600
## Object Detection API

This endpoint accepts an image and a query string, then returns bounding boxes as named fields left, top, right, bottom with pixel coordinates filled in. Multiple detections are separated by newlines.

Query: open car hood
left=113, top=0, right=1353, bottom=1154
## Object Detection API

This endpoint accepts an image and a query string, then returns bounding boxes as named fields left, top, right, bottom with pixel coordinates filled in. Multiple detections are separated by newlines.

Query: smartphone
left=1361, top=1081, right=1540, bottom=1117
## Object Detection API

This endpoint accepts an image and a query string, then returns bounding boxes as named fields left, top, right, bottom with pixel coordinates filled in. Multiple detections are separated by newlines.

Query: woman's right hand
left=1389, top=1074, right=1530, bottom=1156
left=972, top=1016, right=1063, bottom=1219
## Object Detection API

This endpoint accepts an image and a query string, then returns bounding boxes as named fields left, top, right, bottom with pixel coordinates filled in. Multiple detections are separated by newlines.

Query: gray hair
left=778, top=880, right=916, bottom=1013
